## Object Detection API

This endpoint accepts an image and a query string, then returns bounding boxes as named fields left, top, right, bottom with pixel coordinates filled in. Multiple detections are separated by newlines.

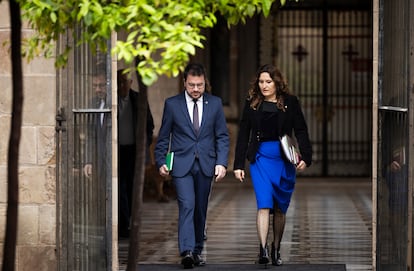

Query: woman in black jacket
left=233, top=64, right=312, bottom=266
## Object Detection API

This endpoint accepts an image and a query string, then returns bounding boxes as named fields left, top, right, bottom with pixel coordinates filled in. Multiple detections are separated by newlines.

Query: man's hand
left=214, top=165, right=227, bottom=182
left=390, top=160, right=401, bottom=172
left=83, top=164, right=92, bottom=178
left=233, top=169, right=245, bottom=182
left=159, top=164, right=170, bottom=177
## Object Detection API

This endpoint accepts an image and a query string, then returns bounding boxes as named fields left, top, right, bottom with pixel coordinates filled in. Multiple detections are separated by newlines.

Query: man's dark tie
left=193, top=98, right=199, bottom=134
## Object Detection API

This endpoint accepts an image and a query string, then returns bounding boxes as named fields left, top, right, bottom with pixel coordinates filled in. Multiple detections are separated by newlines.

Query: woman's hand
left=234, top=169, right=245, bottom=182
left=296, top=160, right=307, bottom=171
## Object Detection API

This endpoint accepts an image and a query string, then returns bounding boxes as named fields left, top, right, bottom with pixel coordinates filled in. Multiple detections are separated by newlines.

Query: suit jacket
left=233, top=94, right=312, bottom=169
left=82, top=96, right=110, bottom=182
left=154, top=92, right=229, bottom=178
left=123, top=89, right=155, bottom=147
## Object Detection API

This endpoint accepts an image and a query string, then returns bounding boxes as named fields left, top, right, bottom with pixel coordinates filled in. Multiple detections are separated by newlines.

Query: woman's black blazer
left=233, top=94, right=312, bottom=170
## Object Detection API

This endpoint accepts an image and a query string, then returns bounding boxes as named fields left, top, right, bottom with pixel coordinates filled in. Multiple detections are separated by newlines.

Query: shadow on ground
left=136, top=264, right=346, bottom=271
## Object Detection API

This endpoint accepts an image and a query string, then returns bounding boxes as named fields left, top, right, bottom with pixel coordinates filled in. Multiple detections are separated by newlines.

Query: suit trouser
left=118, top=144, right=136, bottom=233
left=173, top=159, right=213, bottom=255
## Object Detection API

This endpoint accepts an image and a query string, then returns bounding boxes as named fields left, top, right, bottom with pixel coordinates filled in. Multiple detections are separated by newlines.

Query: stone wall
left=0, top=2, right=57, bottom=270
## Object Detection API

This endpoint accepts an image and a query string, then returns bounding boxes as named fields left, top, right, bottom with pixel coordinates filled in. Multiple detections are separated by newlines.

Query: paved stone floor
left=118, top=177, right=372, bottom=271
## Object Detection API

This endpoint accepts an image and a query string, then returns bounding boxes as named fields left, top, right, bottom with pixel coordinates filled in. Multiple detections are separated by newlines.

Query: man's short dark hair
left=183, top=63, right=206, bottom=80
left=183, top=63, right=211, bottom=92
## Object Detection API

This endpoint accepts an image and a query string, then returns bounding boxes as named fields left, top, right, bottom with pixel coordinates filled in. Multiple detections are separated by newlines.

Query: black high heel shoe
left=271, top=242, right=283, bottom=266
left=257, top=244, right=269, bottom=266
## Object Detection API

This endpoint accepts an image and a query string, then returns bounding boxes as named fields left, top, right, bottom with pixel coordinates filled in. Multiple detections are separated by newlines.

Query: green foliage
left=19, top=0, right=292, bottom=86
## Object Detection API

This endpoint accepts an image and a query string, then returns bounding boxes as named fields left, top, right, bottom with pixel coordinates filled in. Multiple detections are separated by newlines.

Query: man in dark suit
left=154, top=63, right=229, bottom=269
left=83, top=67, right=110, bottom=183
left=117, top=69, right=154, bottom=238
left=78, top=66, right=111, bottom=269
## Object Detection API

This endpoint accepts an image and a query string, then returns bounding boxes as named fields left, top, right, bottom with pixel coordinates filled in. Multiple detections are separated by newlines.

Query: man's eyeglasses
left=93, top=83, right=107, bottom=89
left=92, top=83, right=107, bottom=89
left=187, top=83, right=205, bottom=89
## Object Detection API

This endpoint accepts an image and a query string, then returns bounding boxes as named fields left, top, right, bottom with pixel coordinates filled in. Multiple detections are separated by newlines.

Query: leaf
left=262, top=0, right=273, bottom=16
left=141, top=4, right=156, bottom=15
left=50, top=12, right=57, bottom=23
left=78, top=0, right=90, bottom=21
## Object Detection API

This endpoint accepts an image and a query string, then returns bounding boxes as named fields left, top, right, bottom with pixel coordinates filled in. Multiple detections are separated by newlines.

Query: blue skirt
left=249, top=141, right=296, bottom=214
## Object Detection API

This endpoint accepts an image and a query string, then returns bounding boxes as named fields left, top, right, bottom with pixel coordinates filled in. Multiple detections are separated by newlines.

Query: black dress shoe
left=181, top=251, right=194, bottom=269
left=193, top=254, right=206, bottom=266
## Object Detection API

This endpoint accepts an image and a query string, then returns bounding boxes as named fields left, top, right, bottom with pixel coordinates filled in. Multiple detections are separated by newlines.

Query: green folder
left=166, top=152, right=174, bottom=171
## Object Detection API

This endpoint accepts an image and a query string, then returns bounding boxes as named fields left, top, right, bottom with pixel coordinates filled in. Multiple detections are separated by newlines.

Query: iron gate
left=56, top=28, right=113, bottom=270
left=273, top=6, right=372, bottom=176
left=376, top=0, right=410, bottom=269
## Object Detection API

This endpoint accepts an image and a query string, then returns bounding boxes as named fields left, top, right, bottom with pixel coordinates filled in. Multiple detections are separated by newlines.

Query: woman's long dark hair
left=247, top=64, right=290, bottom=111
